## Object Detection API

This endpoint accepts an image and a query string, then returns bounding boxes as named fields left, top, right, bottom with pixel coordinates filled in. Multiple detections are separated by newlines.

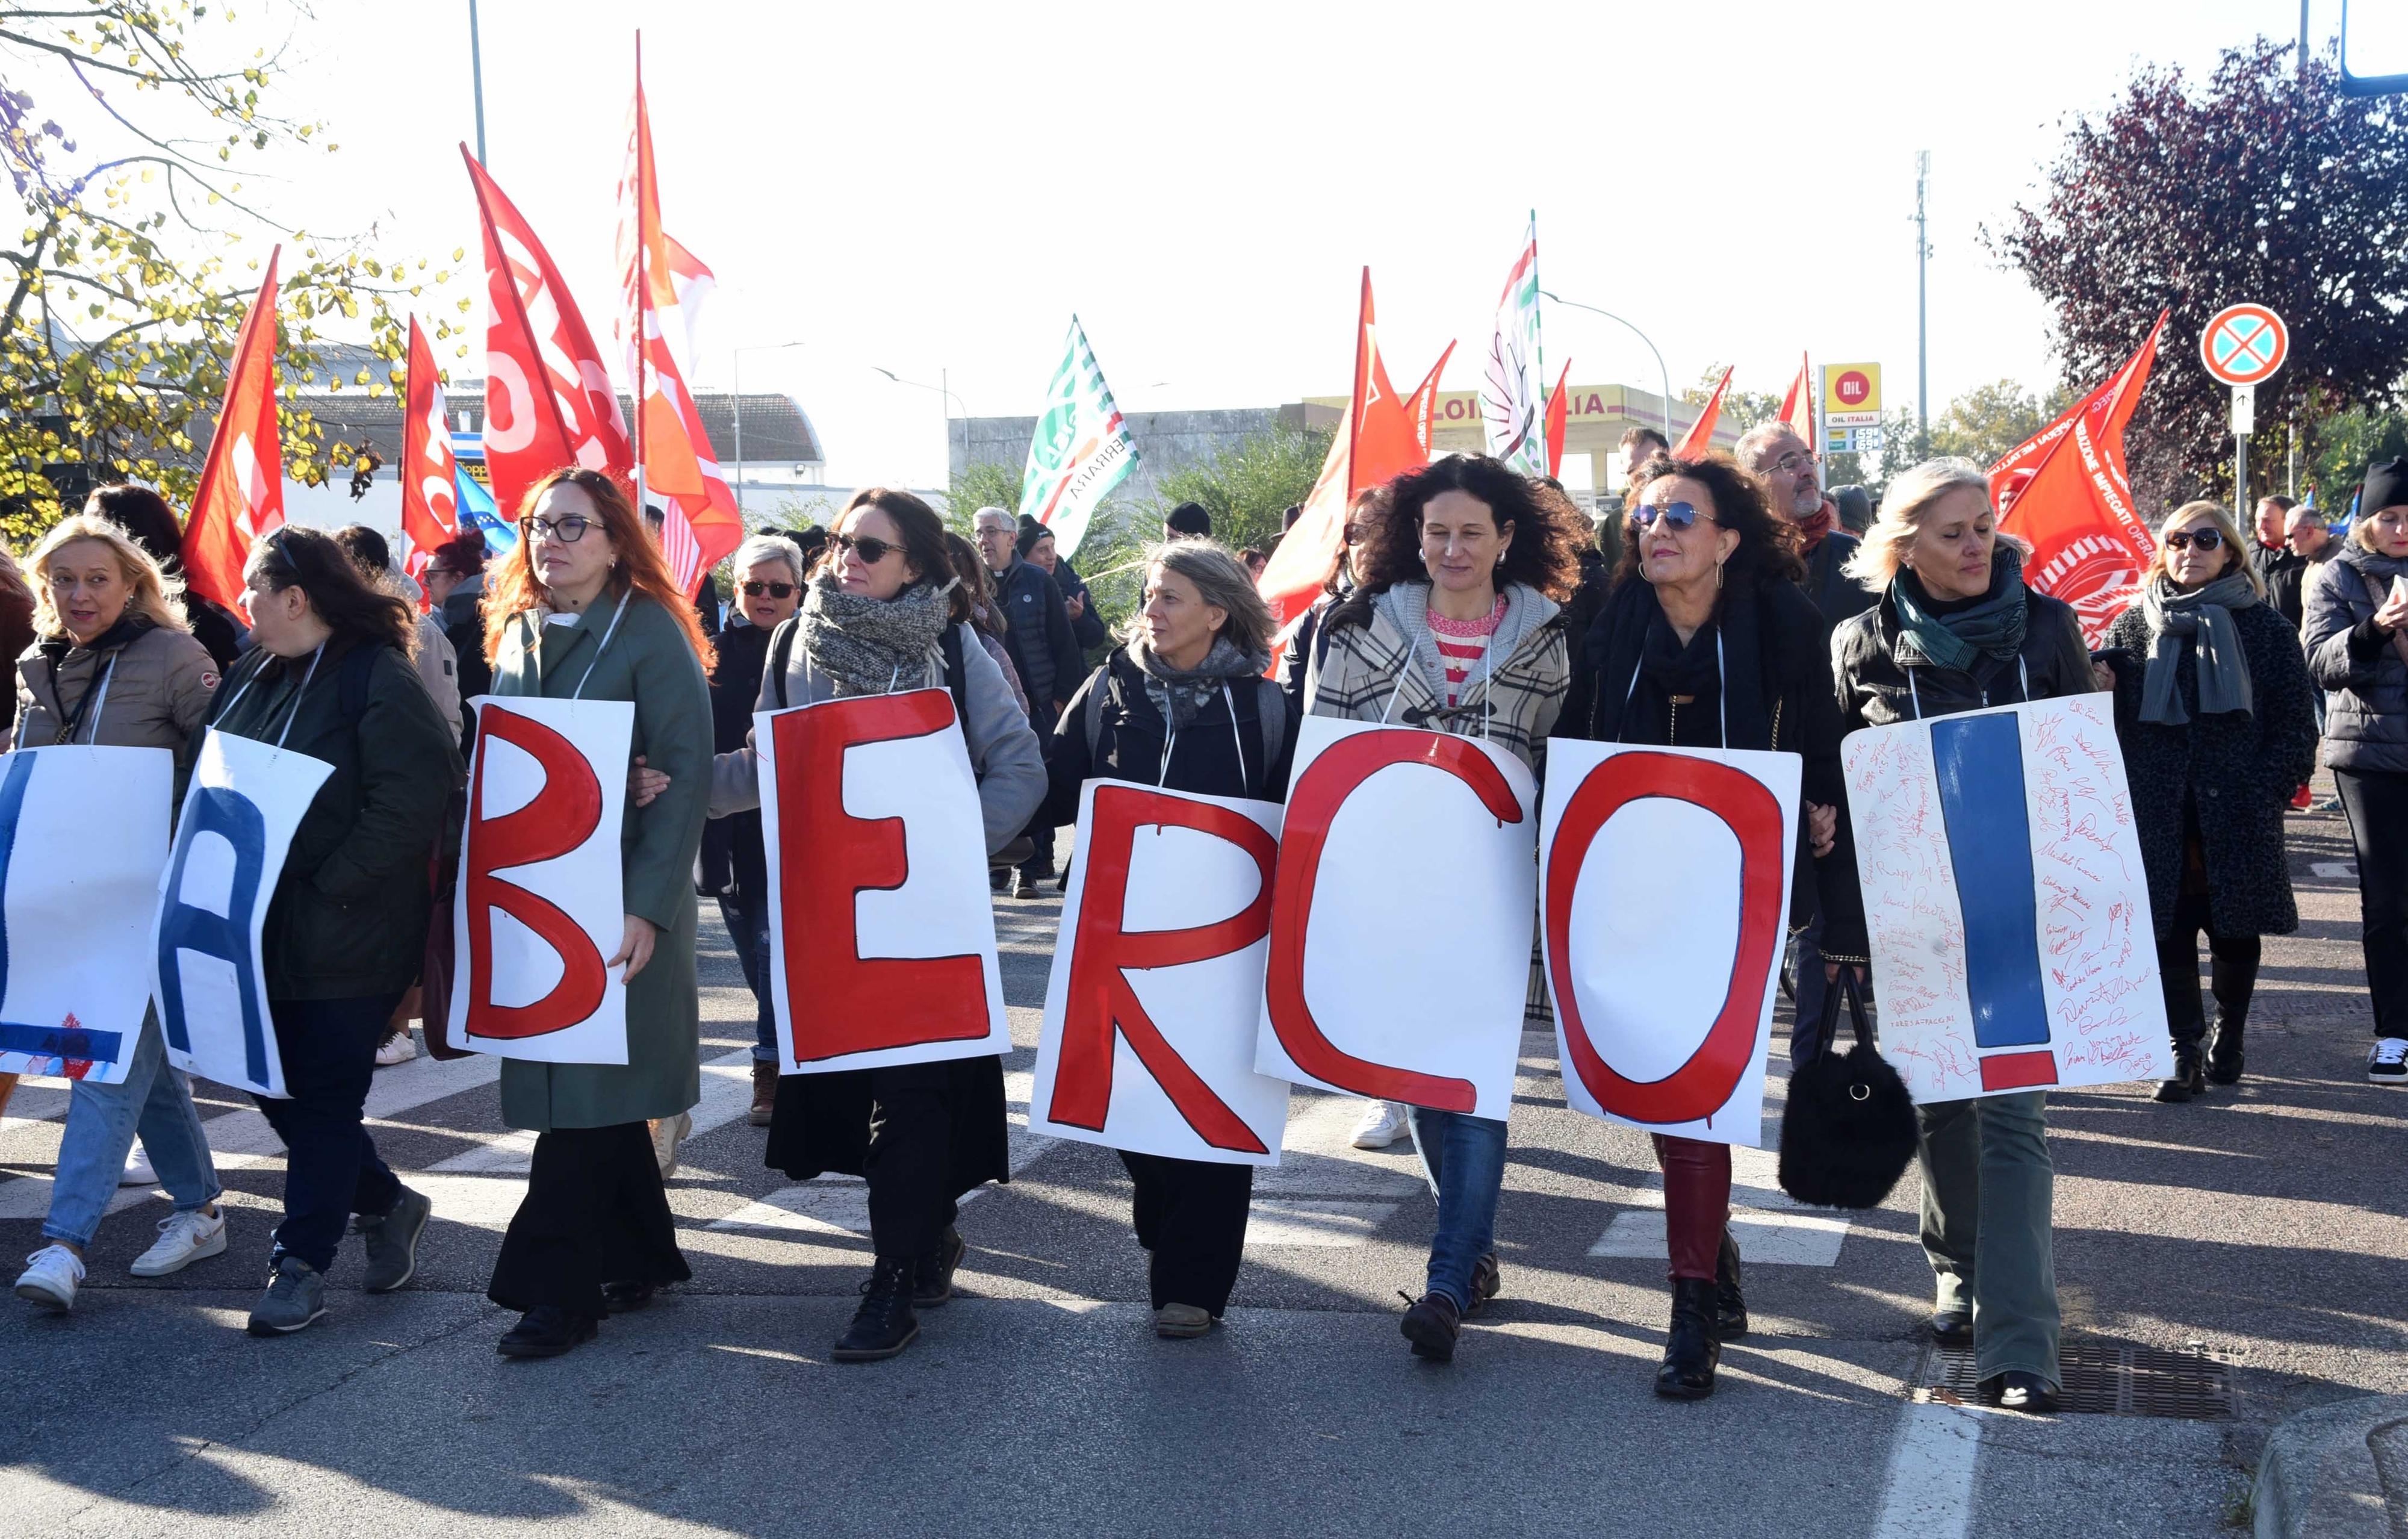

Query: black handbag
left=1777, top=969, right=1919, bottom=1210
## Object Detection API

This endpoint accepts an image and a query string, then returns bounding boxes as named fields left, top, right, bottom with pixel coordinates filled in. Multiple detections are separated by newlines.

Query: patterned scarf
left=1890, top=544, right=2031, bottom=676
left=2138, top=570, right=2259, bottom=726
left=796, top=571, right=954, bottom=695
left=1129, top=632, right=1265, bottom=728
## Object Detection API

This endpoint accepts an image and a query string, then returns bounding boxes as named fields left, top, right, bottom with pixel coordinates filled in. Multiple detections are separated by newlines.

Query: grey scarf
left=1130, top=633, right=1266, bottom=728
left=796, top=571, right=954, bottom=695
left=2138, top=570, right=2259, bottom=726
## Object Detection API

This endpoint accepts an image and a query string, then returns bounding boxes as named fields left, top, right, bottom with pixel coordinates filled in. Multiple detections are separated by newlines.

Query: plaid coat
left=1302, top=580, right=1569, bottom=774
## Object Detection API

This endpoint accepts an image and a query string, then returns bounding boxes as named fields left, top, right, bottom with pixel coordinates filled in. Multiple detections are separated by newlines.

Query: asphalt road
left=0, top=794, right=2398, bottom=1537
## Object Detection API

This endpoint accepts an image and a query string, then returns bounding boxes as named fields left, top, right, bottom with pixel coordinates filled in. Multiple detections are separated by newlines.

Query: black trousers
left=2337, top=767, right=2408, bottom=1037
left=1120, top=1151, right=1253, bottom=1316
left=253, top=992, right=404, bottom=1275
left=2155, top=820, right=2261, bottom=1050
left=864, top=1062, right=961, bottom=1258
left=489, top=1123, right=690, bottom=1322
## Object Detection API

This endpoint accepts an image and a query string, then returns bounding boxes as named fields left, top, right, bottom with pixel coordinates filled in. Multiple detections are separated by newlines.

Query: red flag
left=1544, top=358, right=1573, bottom=477
left=399, top=318, right=462, bottom=608
left=1989, top=312, right=2167, bottom=513
left=1675, top=367, right=1733, bottom=458
left=615, top=60, right=741, bottom=595
left=1998, top=327, right=2165, bottom=645
left=1402, top=343, right=1455, bottom=456
left=182, top=247, right=285, bottom=614
left=1778, top=353, right=1814, bottom=446
left=1345, top=269, right=1423, bottom=492
left=462, top=145, right=633, bottom=520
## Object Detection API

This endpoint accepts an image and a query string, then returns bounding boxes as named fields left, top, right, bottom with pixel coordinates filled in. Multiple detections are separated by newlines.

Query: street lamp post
left=1538, top=289, right=1673, bottom=445
left=872, top=367, right=970, bottom=486
left=731, top=341, right=805, bottom=517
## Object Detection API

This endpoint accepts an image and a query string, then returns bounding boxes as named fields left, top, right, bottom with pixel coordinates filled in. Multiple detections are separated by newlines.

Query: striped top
left=1428, top=593, right=1508, bottom=706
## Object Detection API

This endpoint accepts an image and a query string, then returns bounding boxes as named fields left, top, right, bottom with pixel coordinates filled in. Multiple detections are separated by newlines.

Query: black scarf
left=1587, top=576, right=1777, bottom=750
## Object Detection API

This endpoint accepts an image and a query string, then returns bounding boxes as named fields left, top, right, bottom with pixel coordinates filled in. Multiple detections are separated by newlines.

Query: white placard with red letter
left=1031, top=782, right=1289, bottom=1165
left=762, top=689, right=1010, bottom=1073
left=1253, top=718, right=1536, bottom=1121
left=1843, top=695, right=2171, bottom=1103
left=446, top=695, right=633, bottom=1064
left=1540, top=740, right=1799, bottom=1146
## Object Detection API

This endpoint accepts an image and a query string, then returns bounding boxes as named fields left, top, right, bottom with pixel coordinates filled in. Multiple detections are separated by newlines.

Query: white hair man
left=1734, top=422, right=1877, bottom=629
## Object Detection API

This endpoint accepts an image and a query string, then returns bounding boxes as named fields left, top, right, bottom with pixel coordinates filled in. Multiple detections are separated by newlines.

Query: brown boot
left=749, top=1060, right=778, bottom=1127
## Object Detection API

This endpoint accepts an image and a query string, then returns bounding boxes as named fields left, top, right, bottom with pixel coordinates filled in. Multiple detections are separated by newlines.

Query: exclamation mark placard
left=1930, top=715, right=2060, bottom=1093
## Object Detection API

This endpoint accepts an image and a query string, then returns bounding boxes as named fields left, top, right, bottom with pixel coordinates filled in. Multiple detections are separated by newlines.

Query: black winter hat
left=2360, top=458, right=2408, bottom=519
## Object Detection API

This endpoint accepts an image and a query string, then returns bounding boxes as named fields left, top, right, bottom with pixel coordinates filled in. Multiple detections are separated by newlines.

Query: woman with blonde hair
left=2098, top=502, right=2316, bottom=1098
left=12, top=514, right=229, bottom=1314
left=1829, top=457, right=2096, bottom=1414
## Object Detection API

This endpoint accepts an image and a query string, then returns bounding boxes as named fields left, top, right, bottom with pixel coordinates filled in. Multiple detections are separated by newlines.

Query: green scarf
left=1890, top=544, right=2031, bottom=676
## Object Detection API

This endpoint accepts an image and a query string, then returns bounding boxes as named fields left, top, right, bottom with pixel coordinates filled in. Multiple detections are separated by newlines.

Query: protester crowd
left=6, top=434, right=2403, bottom=1417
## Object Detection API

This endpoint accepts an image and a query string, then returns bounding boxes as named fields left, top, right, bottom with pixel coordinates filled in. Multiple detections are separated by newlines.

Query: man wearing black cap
left=1164, top=502, right=1213, bottom=541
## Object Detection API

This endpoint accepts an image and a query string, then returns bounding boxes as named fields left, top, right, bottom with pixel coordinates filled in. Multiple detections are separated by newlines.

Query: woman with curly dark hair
left=1566, top=451, right=1865, bottom=1399
left=1297, top=453, right=1579, bottom=1366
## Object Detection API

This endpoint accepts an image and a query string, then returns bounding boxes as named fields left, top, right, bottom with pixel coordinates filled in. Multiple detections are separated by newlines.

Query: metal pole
left=2301, top=0, right=2311, bottom=76
left=1916, top=151, right=1931, bottom=459
left=733, top=350, right=744, bottom=518
left=467, top=0, right=488, bottom=166
left=1539, top=290, right=1671, bottom=444
left=2236, top=413, right=2250, bottom=526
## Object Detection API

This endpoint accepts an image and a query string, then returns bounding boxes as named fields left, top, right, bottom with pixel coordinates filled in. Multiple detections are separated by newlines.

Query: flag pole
left=1530, top=208, right=1544, bottom=466
left=631, top=31, right=648, bottom=521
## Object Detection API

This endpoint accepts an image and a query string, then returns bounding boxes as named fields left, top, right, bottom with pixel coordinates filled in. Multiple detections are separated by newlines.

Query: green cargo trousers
left=1916, top=1089, right=2060, bottom=1390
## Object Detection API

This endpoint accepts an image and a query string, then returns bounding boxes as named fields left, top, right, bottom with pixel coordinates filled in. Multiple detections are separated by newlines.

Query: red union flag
left=1675, top=366, right=1733, bottom=458
left=399, top=318, right=461, bottom=605
left=462, top=146, right=633, bottom=520
left=182, top=247, right=285, bottom=612
left=1989, top=312, right=2167, bottom=514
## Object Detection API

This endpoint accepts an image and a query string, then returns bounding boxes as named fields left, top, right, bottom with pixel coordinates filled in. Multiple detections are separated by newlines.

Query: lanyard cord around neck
left=1619, top=627, right=1728, bottom=747
left=217, top=642, right=326, bottom=750
left=1158, top=680, right=1244, bottom=790
left=1905, top=653, right=2029, bottom=721
left=52, top=649, right=119, bottom=745
left=566, top=589, right=631, bottom=703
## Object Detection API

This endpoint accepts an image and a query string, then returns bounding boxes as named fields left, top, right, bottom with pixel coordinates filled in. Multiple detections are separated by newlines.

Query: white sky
left=74, top=0, right=2355, bottom=485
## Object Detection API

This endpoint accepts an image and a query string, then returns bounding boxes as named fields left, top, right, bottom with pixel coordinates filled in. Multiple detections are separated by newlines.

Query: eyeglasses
left=1766, top=450, right=1817, bottom=477
left=1342, top=523, right=1364, bottom=545
left=835, top=532, right=899, bottom=564
left=741, top=580, right=796, bottom=598
left=2162, top=528, right=2225, bottom=552
left=1630, top=500, right=1714, bottom=530
left=520, top=514, right=593, bottom=544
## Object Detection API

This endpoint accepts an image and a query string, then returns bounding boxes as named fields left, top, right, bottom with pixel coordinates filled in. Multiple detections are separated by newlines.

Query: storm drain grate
left=1911, top=1341, right=2236, bottom=1419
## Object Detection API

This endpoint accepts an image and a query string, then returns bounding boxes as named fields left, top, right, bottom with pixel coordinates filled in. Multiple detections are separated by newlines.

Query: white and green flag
left=1018, top=316, right=1140, bottom=558
left=1480, top=217, right=1548, bottom=476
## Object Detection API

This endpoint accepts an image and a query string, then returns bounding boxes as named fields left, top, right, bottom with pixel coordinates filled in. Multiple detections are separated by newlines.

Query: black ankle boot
left=914, top=1227, right=964, bottom=1309
left=2205, top=1016, right=2245, bottom=1085
left=833, top=1257, right=920, bottom=1363
left=1714, top=1230, right=1748, bottom=1342
left=1656, top=1276, right=1721, bottom=1399
left=2153, top=1044, right=2205, bottom=1102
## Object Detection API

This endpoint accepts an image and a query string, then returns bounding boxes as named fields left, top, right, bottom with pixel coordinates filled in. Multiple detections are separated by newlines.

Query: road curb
left=2254, top=1393, right=2408, bottom=1537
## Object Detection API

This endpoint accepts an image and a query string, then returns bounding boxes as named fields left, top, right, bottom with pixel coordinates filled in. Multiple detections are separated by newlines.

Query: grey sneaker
left=355, top=1185, right=431, bottom=1293
left=247, top=1255, right=327, bottom=1337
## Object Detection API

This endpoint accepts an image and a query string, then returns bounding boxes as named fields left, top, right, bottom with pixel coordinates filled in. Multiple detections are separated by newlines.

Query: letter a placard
left=1254, top=718, right=1537, bottom=1120
left=152, top=729, right=333, bottom=1098
left=1842, top=695, right=2171, bottom=1102
left=447, top=695, right=633, bottom=1063
left=1539, top=740, right=1797, bottom=1145
left=760, top=689, right=1009, bottom=1074
left=1031, top=782, right=1289, bottom=1165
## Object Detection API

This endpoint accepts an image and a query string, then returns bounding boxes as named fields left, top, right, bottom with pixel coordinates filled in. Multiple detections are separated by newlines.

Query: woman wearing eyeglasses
left=2096, top=502, right=2316, bottom=1099
left=478, top=468, right=716, bottom=1360
left=1300, top=455, right=1582, bottom=1365
left=1831, top=458, right=2100, bottom=1415
left=691, top=486, right=1044, bottom=1363
left=1564, top=453, right=1866, bottom=1399
left=704, top=534, right=808, bottom=1126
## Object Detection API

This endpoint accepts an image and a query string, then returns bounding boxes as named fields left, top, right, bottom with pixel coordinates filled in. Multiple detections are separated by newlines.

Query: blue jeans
left=1406, top=1105, right=1508, bottom=1311
left=43, top=1010, right=221, bottom=1248
left=716, top=894, right=778, bottom=1063
left=253, top=993, right=403, bottom=1275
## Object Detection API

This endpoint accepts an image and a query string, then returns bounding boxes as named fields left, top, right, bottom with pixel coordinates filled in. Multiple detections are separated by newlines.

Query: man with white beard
left=1736, top=423, right=1877, bottom=630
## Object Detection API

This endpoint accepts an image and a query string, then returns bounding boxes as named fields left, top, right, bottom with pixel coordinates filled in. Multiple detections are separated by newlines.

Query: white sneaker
left=129, top=1207, right=227, bottom=1278
left=1349, top=1099, right=1412, bottom=1149
left=15, top=1245, right=83, bottom=1311
left=374, top=1030, right=420, bottom=1068
left=649, top=1111, right=692, bottom=1178
left=2371, top=1039, right=2408, bottom=1087
left=120, top=1146, right=157, bottom=1187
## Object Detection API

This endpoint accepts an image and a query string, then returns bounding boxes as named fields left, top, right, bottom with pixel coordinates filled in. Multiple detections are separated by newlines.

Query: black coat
left=1052, top=558, right=1111, bottom=652
left=1044, top=647, right=1299, bottom=825
left=700, top=620, right=773, bottom=904
left=1831, top=584, right=2097, bottom=732
left=995, top=556, right=1086, bottom=721
left=1804, top=530, right=1878, bottom=630
left=2096, top=598, right=2319, bottom=940
left=1571, top=574, right=1867, bottom=959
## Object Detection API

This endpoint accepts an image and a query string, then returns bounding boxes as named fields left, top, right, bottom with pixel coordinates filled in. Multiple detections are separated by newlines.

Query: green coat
left=491, top=591, right=713, bottom=1132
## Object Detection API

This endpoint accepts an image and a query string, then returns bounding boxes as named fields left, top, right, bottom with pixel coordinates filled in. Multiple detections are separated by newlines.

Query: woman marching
left=1043, top=540, right=1298, bottom=1338
left=206, top=526, right=461, bottom=1337
left=10, top=516, right=229, bottom=1313
left=1301, top=453, right=1580, bottom=1364
left=1831, top=458, right=2098, bottom=1413
left=2099, top=502, right=2317, bottom=1099
left=700, top=487, right=1044, bottom=1362
left=1566, top=453, right=1867, bottom=1398
left=2303, top=461, right=2408, bottom=1085
left=482, top=467, right=716, bottom=1358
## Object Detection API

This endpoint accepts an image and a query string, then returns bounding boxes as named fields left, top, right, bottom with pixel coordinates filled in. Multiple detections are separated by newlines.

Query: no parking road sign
left=2200, top=305, right=2288, bottom=386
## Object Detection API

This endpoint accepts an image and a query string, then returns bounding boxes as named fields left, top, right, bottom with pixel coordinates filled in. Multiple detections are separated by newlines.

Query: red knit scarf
left=1794, top=503, right=1837, bottom=553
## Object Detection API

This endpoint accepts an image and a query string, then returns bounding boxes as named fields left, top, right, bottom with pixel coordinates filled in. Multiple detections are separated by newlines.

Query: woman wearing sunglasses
left=1831, top=458, right=2100, bottom=1414
left=478, top=468, right=716, bottom=1359
left=1564, top=453, right=1866, bottom=1399
left=1299, top=455, right=1582, bottom=1365
left=2097, top=502, right=2316, bottom=1099
left=692, top=486, right=1044, bottom=1363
